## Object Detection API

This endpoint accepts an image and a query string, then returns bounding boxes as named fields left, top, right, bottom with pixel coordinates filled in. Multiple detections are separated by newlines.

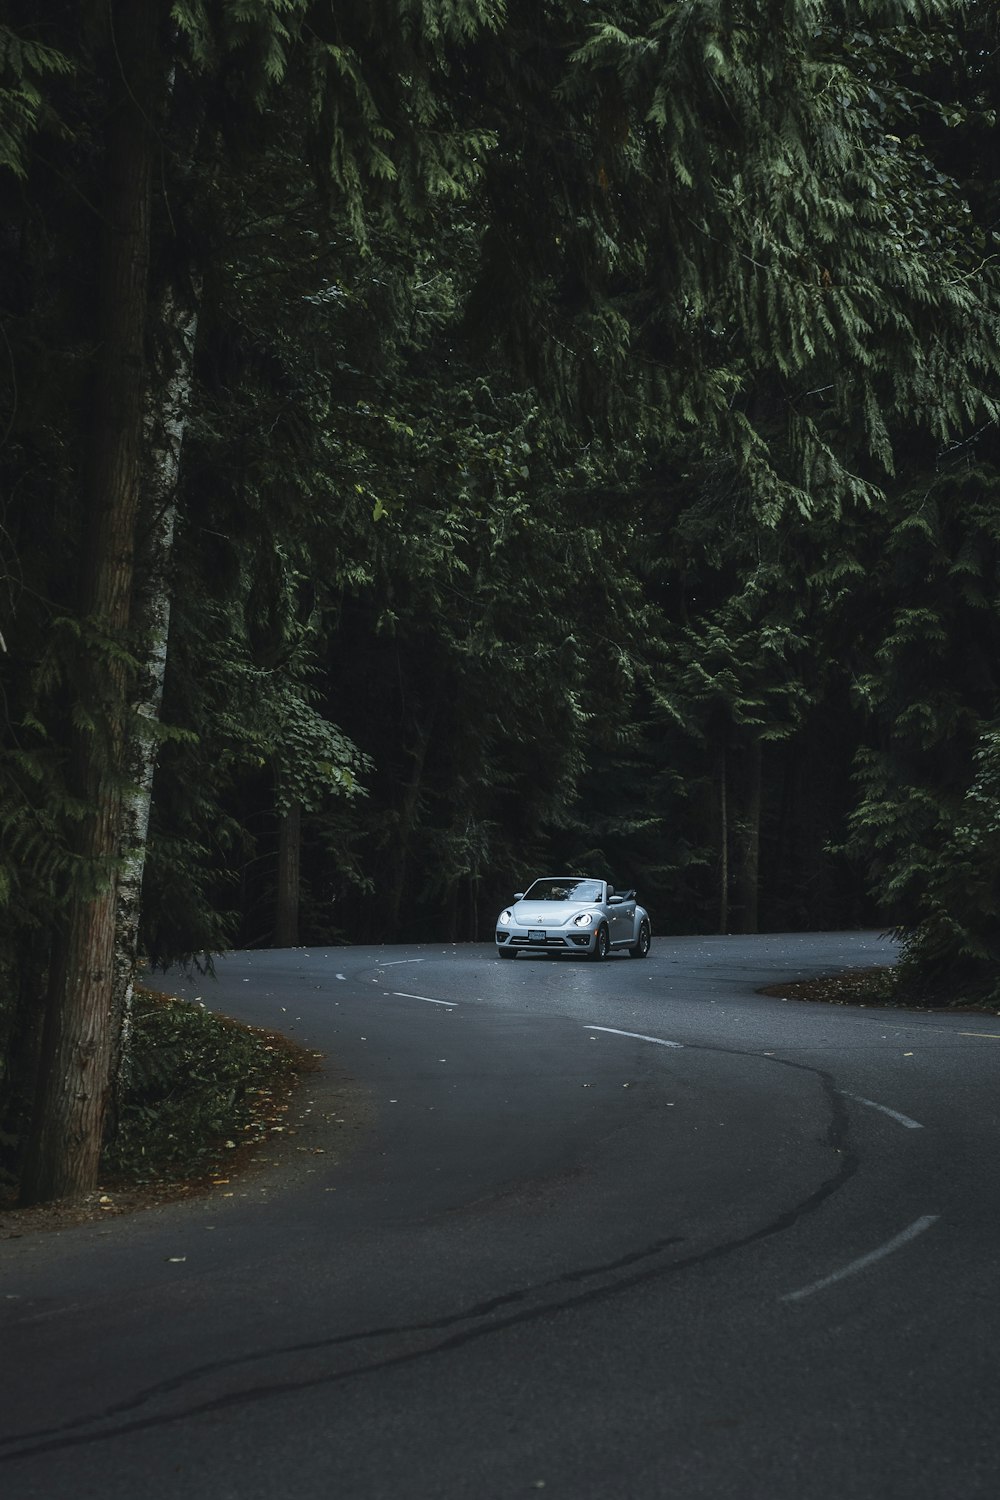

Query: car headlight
left=573, top=912, right=594, bottom=927
left=498, top=910, right=512, bottom=925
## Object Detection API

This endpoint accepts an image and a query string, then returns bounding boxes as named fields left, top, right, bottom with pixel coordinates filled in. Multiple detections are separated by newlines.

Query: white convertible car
left=495, top=876, right=652, bottom=960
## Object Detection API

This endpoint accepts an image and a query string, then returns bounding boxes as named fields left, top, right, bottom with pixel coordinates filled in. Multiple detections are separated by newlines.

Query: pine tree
left=5, top=0, right=506, bottom=1203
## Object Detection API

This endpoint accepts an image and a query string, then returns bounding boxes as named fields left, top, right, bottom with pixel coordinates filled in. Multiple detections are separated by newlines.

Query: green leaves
left=0, top=24, right=73, bottom=179
left=4, top=0, right=1000, bottom=985
left=102, top=988, right=309, bottom=1185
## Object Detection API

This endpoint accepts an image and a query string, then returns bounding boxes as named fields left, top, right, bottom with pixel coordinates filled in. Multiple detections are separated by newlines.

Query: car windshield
left=522, top=879, right=603, bottom=903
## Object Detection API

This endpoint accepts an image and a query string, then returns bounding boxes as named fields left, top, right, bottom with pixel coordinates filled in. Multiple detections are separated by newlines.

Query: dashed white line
left=584, top=1025, right=683, bottom=1048
left=391, top=992, right=456, bottom=1008
left=585, top=1020, right=940, bottom=1309
left=781, top=1215, right=940, bottom=1303
left=843, top=1094, right=924, bottom=1130
left=377, top=959, right=426, bottom=967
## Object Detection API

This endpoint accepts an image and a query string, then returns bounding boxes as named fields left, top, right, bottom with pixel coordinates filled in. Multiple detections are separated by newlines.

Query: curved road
left=2, top=932, right=999, bottom=1498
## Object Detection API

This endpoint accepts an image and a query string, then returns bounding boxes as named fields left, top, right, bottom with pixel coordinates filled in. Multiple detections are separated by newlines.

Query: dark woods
left=2, top=1, right=1000, bottom=1199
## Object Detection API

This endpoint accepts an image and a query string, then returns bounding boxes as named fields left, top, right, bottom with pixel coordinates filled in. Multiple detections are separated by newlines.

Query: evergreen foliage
left=101, top=988, right=308, bottom=1186
left=0, top=20, right=72, bottom=179
left=4, top=0, right=1000, bottom=1198
left=840, top=463, right=1000, bottom=998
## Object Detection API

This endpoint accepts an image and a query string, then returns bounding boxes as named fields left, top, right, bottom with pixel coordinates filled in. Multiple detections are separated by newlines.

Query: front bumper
left=495, top=928, right=596, bottom=953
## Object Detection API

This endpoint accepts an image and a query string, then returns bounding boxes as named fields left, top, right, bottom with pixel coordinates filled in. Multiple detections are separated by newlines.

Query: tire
left=628, top=920, right=651, bottom=959
left=590, top=923, right=610, bottom=961
left=498, top=945, right=517, bottom=959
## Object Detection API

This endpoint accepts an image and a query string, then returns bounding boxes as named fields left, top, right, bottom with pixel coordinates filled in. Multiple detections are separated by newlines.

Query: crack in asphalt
left=0, top=1048, right=859, bottom=1462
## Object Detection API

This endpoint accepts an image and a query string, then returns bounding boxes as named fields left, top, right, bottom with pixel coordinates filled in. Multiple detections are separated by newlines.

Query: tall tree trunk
left=733, top=739, right=762, bottom=935
left=20, top=4, right=162, bottom=1205
left=275, top=801, right=302, bottom=947
left=111, top=280, right=201, bottom=1099
left=716, top=742, right=729, bottom=935
left=383, top=708, right=435, bottom=939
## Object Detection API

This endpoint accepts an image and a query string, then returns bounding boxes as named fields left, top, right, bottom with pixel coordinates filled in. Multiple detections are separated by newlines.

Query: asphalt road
left=2, top=931, right=999, bottom=1499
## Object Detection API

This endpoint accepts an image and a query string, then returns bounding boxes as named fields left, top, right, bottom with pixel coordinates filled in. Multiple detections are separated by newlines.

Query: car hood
left=512, top=901, right=593, bottom=926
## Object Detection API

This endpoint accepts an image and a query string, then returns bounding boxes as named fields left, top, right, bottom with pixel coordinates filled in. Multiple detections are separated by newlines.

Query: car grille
left=498, top=933, right=591, bottom=948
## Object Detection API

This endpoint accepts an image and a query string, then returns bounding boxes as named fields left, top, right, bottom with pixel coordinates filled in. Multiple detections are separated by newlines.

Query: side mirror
left=609, top=895, right=624, bottom=905
left=513, top=892, right=524, bottom=901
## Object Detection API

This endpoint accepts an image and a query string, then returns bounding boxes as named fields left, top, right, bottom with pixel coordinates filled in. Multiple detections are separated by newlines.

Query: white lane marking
left=377, top=958, right=426, bottom=967
left=585, top=1025, right=683, bottom=1049
left=391, top=992, right=456, bottom=1008
left=843, top=1093, right=924, bottom=1130
left=959, top=1030, right=1000, bottom=1040
left=781, top=1215, right=940, bottom=1303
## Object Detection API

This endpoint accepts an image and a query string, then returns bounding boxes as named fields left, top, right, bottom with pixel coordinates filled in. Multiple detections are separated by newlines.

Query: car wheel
left=628, top=920, right=651, bottom=959
left=498, top=946, right=516, bottom=959
left=590, top=923, right=610, bottom=961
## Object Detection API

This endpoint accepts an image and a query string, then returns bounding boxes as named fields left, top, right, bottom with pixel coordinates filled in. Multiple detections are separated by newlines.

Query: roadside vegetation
left=1, top=989, right=317, bottom=1227
left=103, top=989, right=319, bottom=1188
left=760, top=968, right=1000, bottom=1014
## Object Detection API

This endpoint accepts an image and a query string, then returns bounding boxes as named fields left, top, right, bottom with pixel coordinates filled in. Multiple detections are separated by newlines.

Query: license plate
left=528, top=930, right=546, bottom=943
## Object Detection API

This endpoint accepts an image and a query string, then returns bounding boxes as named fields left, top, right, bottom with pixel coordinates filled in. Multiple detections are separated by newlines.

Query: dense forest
left=2, top=0, right=999, bottom=1202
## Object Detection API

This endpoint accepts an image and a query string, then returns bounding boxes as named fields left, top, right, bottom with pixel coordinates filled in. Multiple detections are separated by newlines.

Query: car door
left=608, top=889, right=634, bottom=945
left=602, top=882, right=626, bottom=942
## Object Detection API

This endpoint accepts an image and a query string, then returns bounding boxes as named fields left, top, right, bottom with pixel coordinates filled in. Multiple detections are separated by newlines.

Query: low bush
left=102, top=987, right=311, bottom=1186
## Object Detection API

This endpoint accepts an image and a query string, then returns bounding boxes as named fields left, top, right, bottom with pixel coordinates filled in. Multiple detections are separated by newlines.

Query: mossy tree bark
left=20, top=3, right=163, bottom=1205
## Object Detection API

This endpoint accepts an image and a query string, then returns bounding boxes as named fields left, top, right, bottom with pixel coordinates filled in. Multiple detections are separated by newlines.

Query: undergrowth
left=759, top=964, right=1000, bottom=1012
left=101, top=987, right=317, bottom=1188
